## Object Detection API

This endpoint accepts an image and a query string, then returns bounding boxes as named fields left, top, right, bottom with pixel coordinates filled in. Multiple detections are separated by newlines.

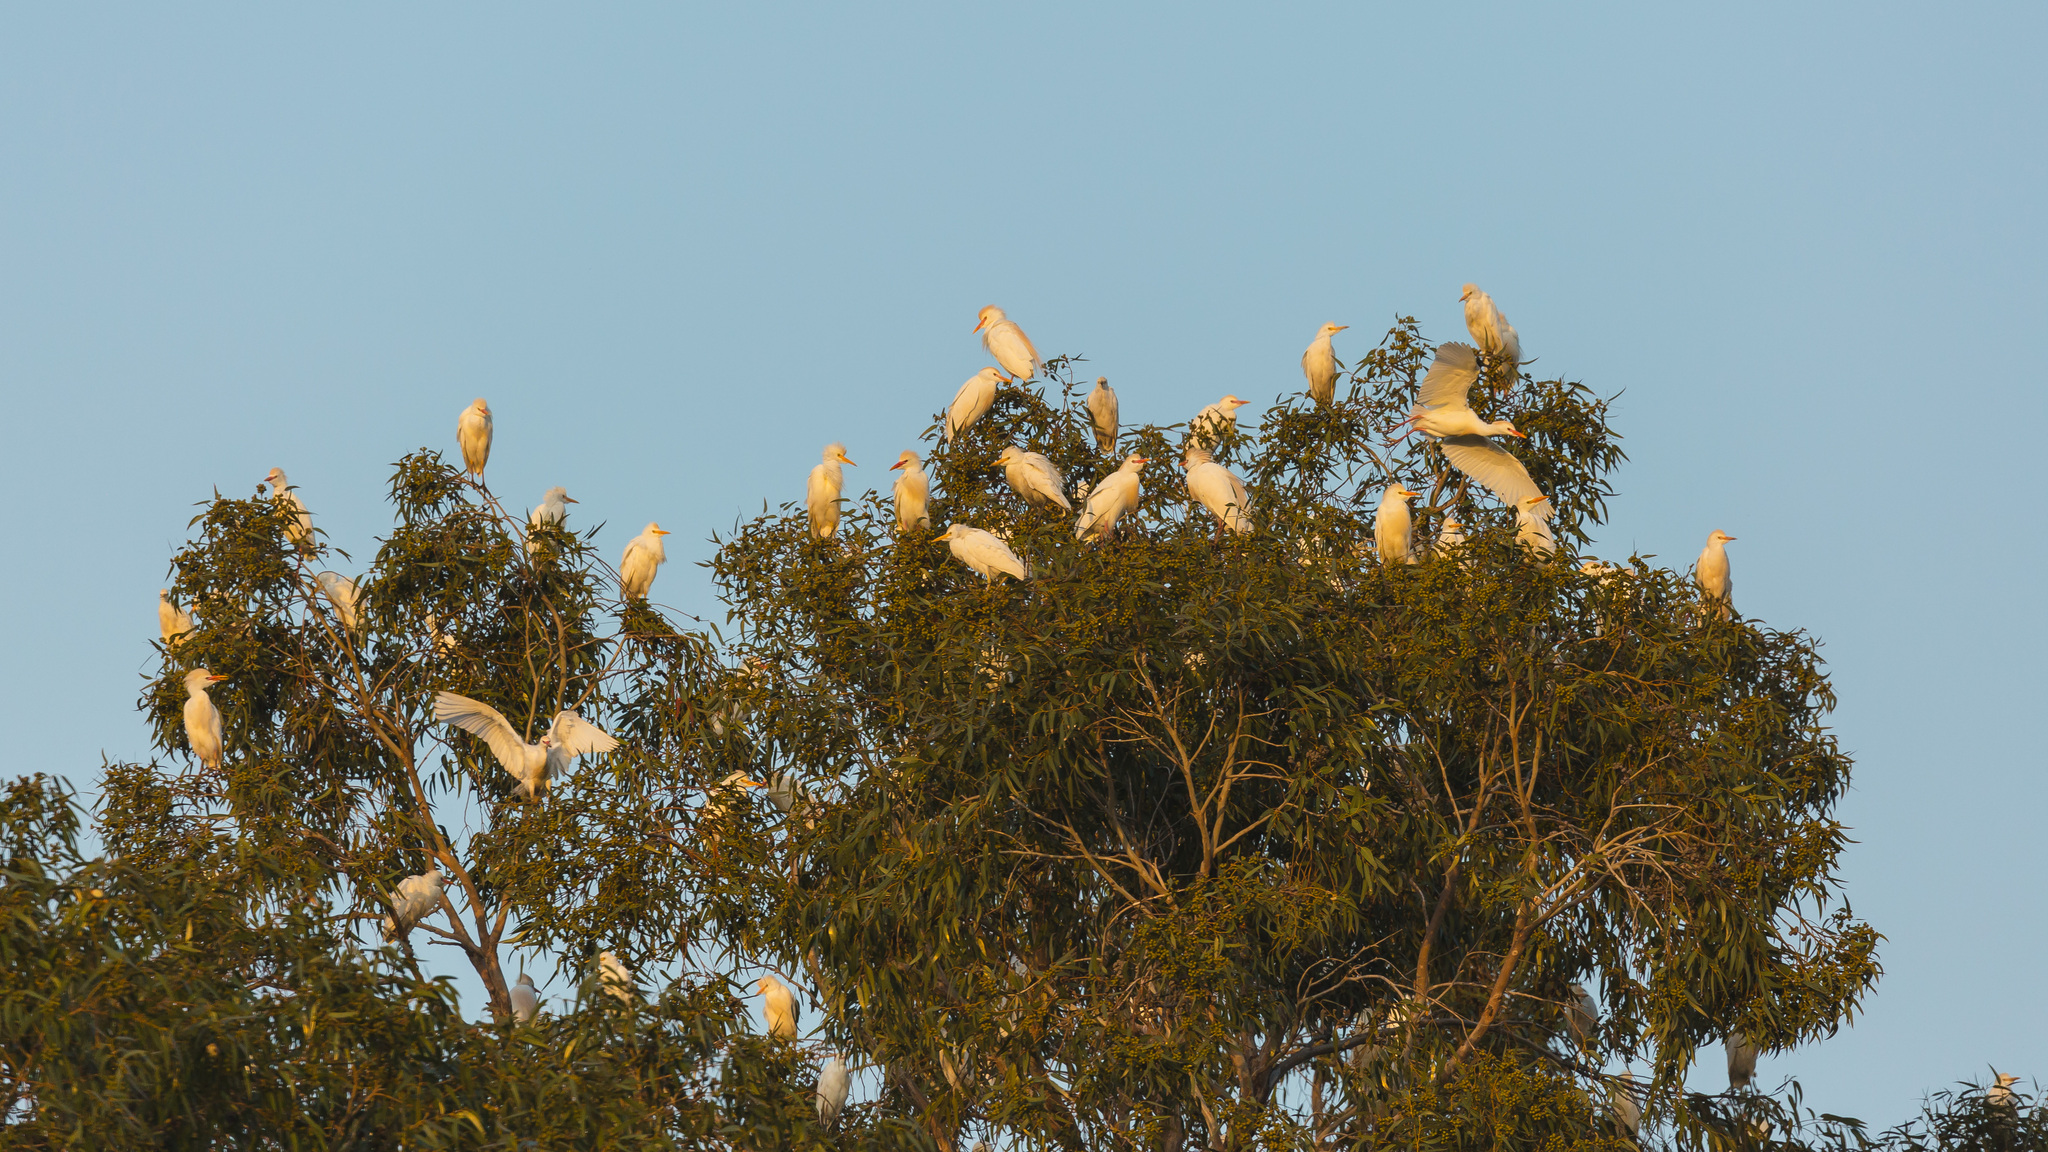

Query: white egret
left=1403, top=342, right=1525, bottom=441
left=1436, top=428, right=1543, bottom=513
left=1436, top=517, right=1467, bottom=553
left=182, top=668, right=226, bottom=770
left=526, top=487, right=577, bottom=554
left=424, top=612, right=459, bottom=656
left=1303, top=323, right=1348, bottom=405
left=1516, top=495, right=1557, bottom=556
left=764, top=770, right=808, bottom=817
left=597, top=950, right=636, bottom=1004
left=1610, top=1073, right=1641, bottom=1137
left=1087, top=376, right=1118, bottom=454
left=934, top=524, right=1029, bottom=581
left=817, top=1056, right=851, bottom=1128
left=1460, top=283, right=1522, bottom=383
left=1726, top=1030, right=1758, bottom=1090
left=1375, top=484, right=1421, bottom=565
left=1192, top=395, right=1252, bottom=441
left=759, top=974, right=800, bottom=1039
left=511, top=973, right=540, bottom=1023
left=890, top=451, right=931, bottom=533
left=995, top=446, right=1071, bottom=511
left=946, top=367, right=1004, bottom=441
left=1184, top=447, right=1251, bottom=534
left=700, top=770, right=764, bottom=824
left=808, top=443, right=857, bottom=539
left=1566, top=982, right=1598, bottom=1043
left=1076, top=453, right=1148, bottom=542
left=1696, top=530, right=1735, bottom=619
left=381, top=867, right=445, bottom=940
left=159, top=590, right=194, bottom=648
left=263, top=468, right=314, bottom=546
left=434, top=691, right=620, bottom=802
left=1989, top=1071, right=2022, bottom=1107
left=458, top=398, right=493, bottom=478
left=314, top=571, right=361, bottom=633
left=619, top=523, right=671, bottom=599
left=974, top=305, right=1040, bottom=382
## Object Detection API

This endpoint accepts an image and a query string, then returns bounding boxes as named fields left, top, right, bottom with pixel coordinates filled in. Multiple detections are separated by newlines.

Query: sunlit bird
left=598, top=950, right=636, bottom=1004
left=159, top=590, right=194, bottom=648
left=947, top=367, right=1005, bottom=441
left=182, top=668, right=226, bottom=770
left=1192, top=395, right=1252, bottom=441
left=1087, top=376, right=1119, bottom=454
left=620, top=523, right=671, bottom=599
left=1184, top=446, right=1251, bottom=534
left=1516, top=494, right=1557, bottom=556
left=1076, top=453, right=1148, bottom=542
left=1435, top=424, right=1544, bottom=514
left=511, top=973, right=540, bottom=1023
left=1303, top=323, right=1349, bottom=405
left=1696, top=530, right=1736, bottom=619
left=935, top=524, right=1029, bottom=582
left=434, top=691, right=620, bottom=802
left=1403, top=342, right=1525, bottom=440
left=996, top=446, right=1071, bottom=511
left=315, top=571, right=361, bottom=633
left=1989, top=1071, right=2023, bottom=1108
left=890, top=451, right=931, bottom=533
left=458, top=398, right=494, bottom=479
left=759, top=974, right=800, bottom=1039
left=1436, top=517, right=1467, bottom=554
left=817, top=1056, right=851, bottom=1128
left=808, top=443, right=857, bottom=539
left=1375, top=484, right=1421, bottom=565
left=527, top=487, right=577, bottom=554
left=974, top=305, right=1040, bottom=382
left=381, top=867, right=445, bottom=941
left=263, top=468, right=314, bottom=546
left=1726, top=1030, right=1758, bottom=1090
left=1460, top=283, right=1522, bottom=384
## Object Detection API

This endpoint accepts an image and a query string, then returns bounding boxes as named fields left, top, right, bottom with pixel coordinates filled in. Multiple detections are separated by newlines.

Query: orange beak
left=1508, top=429, right=1527, bottom=438
left=841, top=455, right=857, bottom=467
left=889, top=459, right=906, bottom=471
left=972, top=317, right=987, bottom=333
left=1334, top=325, right=1350, bottom=332
left=564, top=496, right=579, bottom=503
left=208, top=674, right=226, bottom=683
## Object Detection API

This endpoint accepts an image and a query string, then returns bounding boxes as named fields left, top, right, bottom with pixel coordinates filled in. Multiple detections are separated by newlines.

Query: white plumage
left=182, top=668, right=226, bottom=770
left=434, top=691, right=619, bottom=802
left=1191, top=395, right=1251, bottom=442
left=1460, top=283, right=1522, bottom=383
left=974, top=305, right=1040, bottom=382
left=1183, top=447, right=1251, bottom=534
left=759, top=974, right=800, bottom=1039
left=808, top=443, right=857, bottom=539
left=1989, top=1071, right=2022, bottom=1108
left=935, top=524, right=1029, bottom=581
left=1436, top=518, right=1466, bottom=554
left=527, top=487, right=577, bottom=554
left=1302, top=323, right=1348, bottom=405
left=1087, top=376, right=1119, bottom=454
left=619, top=522, right=671, bottom=599
left=457, top=398, right=493, bottom=478
left=947, top=367, right=1004, bottom=441
left=817, top=1056, right=851, bottom=1128
left=1076, top=454, right=1148, bottom=542
left=263, top=468, right=314, bottom=546
left=1407, top=342, right=1524, bottom=440
left=1610, top=1073, right=1641, bottom=1137
left=382, top=867, right=445, bottom=940
left=996, top=446, right=1071, bottom=511
left=511, top=973, right=540, bottom=1023
left=1696, top=530, right=1736, bottom=618
left=889, top=450, right=931, bottom=533
left=1515, top=495, right=1557, bottom=556
left=1375, top=484, right=1420, bottom=565
left=314, top=571, right=361, bottom=633
left=1438, top=432, right=1544, bottom=510
left=1726, top=1030, right=1758, bottom=1090
left=598, top=951, right=636, bottom=1004
left=158, top=590, right=194, bottom=647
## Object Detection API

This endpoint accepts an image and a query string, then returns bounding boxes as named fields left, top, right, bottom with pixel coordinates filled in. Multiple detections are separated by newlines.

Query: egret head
left=934, top=524, right=962, bottom=542
left=1121, top=453, right=1150, bottom=470
left=1709, top=530, right=1736, bottom=544
left=644, top=522, right=671, bottom=537
left=1442, top=518, right=1463, bottom=531
left=824, top=442, right=856, bottom=466
left=160, top=588, right=171, bottom=600
left=973, top=305, right=1006, bottom=333
left=1318, top=323, right=1350, bottom=338
left=264, top=467, right=289, bottom=491
left=1220, top=394, right=1249, bottom=410
left=1460, top=283, right=1480, bottom=302
left=993, top=446, right=1023, bottom=466
left=1385, top=484, right=1420, bottom=501
left=1183, top=446, right=1214, bottom=469
left=890, top=449, right=921, bottom=471
left=1094, top=375, right=1109, bottom=388
left=183, top=668, right=225, bottom=692
left=517, top=973, right=535, bottom=989
left=1520, top=494, right=1552, bottom=512
left=470, top=397, right=491, bottom=416
left=1995, top=1072, right=2022, bottom=1089
left=545, top=485, right=575, bottom=504
left=1498, top=421, right=1527, bottom=438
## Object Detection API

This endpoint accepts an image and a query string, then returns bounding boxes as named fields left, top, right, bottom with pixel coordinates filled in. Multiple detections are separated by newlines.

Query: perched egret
left=511, top=973, right=540, bottom=1023
left=1460, top=283, right=1522, bottom=383
left=1436, top=517, right=1467, bottom=554
left=890, top=451, right=931, bottom=533
left=934, top=524, right=1029, bottom=581
left=619, top=523, right=671, bottom=599
left=182, top=669, right=226, bottom=770
left=700, top=770, right=764, bottom=824
left=424, top=612, right=459, bottom=656
left=807, top=443, right=857, bottom=539
left=1566, top=982, right=1598, bottom=1043
left=1375, top=485, right=1421, bottom=565
left=817, top=1056, right=851, bottom=1128
left=946, top=367, right=1004, bottom=441
left=457, top=398, right=493, bottom=478
left=434, top=692, right=620, bottom=802
left=1076, top=454, right=1148, bottom=542
left=1403, top=342, right=1525, bottom=441
left=1087, top=376, right=1119, bottom=454
left=1610, top=1073, right=1641, bottom=1137
left=764, top=770, right=807, bottom=817
left=996, top=446, right=1071, bottom=511
left=1726, top=1031, right=1758, bottom=1090
left=263, top=468, right=314, bottom=546
left=597, top=950, right=636, bottom=1004
left=1516, top=495, right=1557, bottom=556
left=314, top=571, right=361, bottom=633
left=1184, top=446, right=1251, bottom=534
left=1989, top=1071, right=2023, bottom=1107
left=759, top=974, right=800, bottom=1039
left=527, top=487, right=577, bottom=554
left=1696, top=530, right=1736, bottom=619
left=974, top=306, right=1040, bottom=382
left=381, top=868, right=445, bottom=940
left=1192, top=395, right=1252, bottom=441
left=1303, top=323, right=1348, bottom=405
left=158, top=590, right=194, bottom=647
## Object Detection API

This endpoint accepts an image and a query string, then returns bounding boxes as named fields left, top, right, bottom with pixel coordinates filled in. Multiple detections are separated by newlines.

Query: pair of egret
left=433, top=691, right=620, bottom=802
left=1299, top=282, right=1516, bottom=405
left=944, top=306, right=1042, bottom=441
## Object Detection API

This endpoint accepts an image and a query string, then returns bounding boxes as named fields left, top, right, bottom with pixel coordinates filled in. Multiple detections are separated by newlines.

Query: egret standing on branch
left=1375, top=484, right=1420, bottom=565
left=995, top=446, right=1071, bottom=511
left=1192, top=395, right=1251, bottom=441
left=1303, top=323, right=1348, bottom=405
left=182, top=669, right=226, bottom=770
left=527, top=487, right=577, bottom=554
left=935, top=524, right=1029, bottom=582
left=808, top=443, right=856, bottom=539
left=759, top=975, right=800, bottom=1039
left=890, top=451, right=931, bottom=534
left=817, top=1056, right=850, bottom=1128
left=433, top=692, right=620, bottom=802
left=1402, top=342, right=1525, bottom=441
left=381, top=867, right=445, bottom=940
left=314, top=571, right=361, bottom=633
left=1184, top=447, right=1251, bottom=535
left=1566, top=982, right=1598, bottom=1043
left=1697, top=530, right=1736, bottom=619
left=1087, top=377, right=1118, bottom=454
left=974, top=305, right=1040, bottom=382
left=458, top=398, right=493, bottom=479
left=158, top=590, right=194, bottom=648
left=946, top=367, right=1004, bottom=441
left=597, top=951, right=636, bottom=1004
left=511, top=974, right=540, bottom=1023
left=619, top=523, right=670, bottom=599
left=1076, top=454, right=1147, bottom=542
left=1460, top=283, right=1522, bottom=386
left=1726, top=1031, right=1759, bottom=1090
left=263, top=468, right=313, bottom=546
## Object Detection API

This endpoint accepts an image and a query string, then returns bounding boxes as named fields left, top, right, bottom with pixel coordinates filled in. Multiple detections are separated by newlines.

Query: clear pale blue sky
left=2, top=3, right=2040, bottom=1126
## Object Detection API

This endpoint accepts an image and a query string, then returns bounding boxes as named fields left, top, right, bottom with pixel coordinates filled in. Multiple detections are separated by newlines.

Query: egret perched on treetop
left=511, top=974, right=540, bottom=1023
left=1460, top=283, right=1522, bottom=385
left=1184, top=447, right=1251, bottom=534
left=1989, top=1071, right=2023, bottom=1108
left=597, top=951, right=636, bottom=1004
left=457, top=398, right=493, bottom=479
left=1696, top=530, right=1736, bottom=619
left=1375, top=484, right=1421, bottom=565
left=381, top=868, right=444, bottom=940
left=263, top=468, right=314, bottom=546
left=619, top=523, right=671, bottom=599
left=974, top=306, right=1040, bottom=382
left=946, top=367, right=1004, bottom=441
left=1726, top=1031, right=1759, bottom=1090
left=808, top=443, right=857, bottom=539
left=182, top=668, right=226, bottom=770
left=1303, top=323, right=1348, bottom=405
left=527, top=487, right=577, bottom=554
left=935, top=524, right=1029, bottom=582
left=159, top=590, right=193, bottom=647
left=1076, top=454, right=1148, bottom=542
left=433, top=692, right=619, bottom=802
left=890, top=451, right=931, bottom=533
left=817, top=1056, right=851, bottom=1128
left=995, top=446, right=1071, bottom=511
left=1402, top=342, right=1525, bottom=441
left=1192, top=395, right=1251, bottom=441
left=314, top=571, right=361, bottom=633
left=758, top=974, right=800, bottom=1039
left=1087, top=377, right=1118, bottom=454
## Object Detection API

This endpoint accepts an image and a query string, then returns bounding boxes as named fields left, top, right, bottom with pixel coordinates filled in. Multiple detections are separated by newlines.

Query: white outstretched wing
left=434, top=691, right=531, bottom=773
left=1439, top=435, right=1542, bottom=507
left=1414, top=342, right=1480, bottom=409
left=547, top=709, right=619, bottom=763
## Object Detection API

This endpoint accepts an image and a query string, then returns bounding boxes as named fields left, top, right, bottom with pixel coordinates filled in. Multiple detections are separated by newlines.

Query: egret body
left=1989, top=1072, right=2022, bottom=1107
left=1436, top=518, right=1466, bottom=553
left=935, top=524, right=1029, bottom=581
left=974, top=306, right=1040, bottom=382
left=808, top=443, right=857, bottom=539
left=511, top=974, right=540, bottom=1023
left=1460, top=284, right=1522, bottom=383
left=947, top=367, right=1004, bottom=441
left=817, top=1056, right=851, bottom=1128
left=1515, top=495, right=1557, bottom=556
left=314, top=571, right=361, bottom=633
left=1087, top=376, right=1119, bottom=454
left=263, top=468, right=314, bottom=546
left=1375, top=484, right=1421, bottom=565
left=527, top=487, right=577, bottom=554
left=598, top=951, right=636, bottom=1003
left=434, top=691, right=619, bottom=801
left=182, top=668, right=226, bottom=770
left=159, top=590, right=193, bottom=647
left=1726, top=1031, right=1759, bottom=1090
left=1184, top=447, right=1251, bottom=534
left=1076, top=453, right=1148, bottom=542
left=890, top=450, right=931, bottom=533
left=1303, top=323, right=1348, bottom=405
left=759, top=975, right=800, bottom=1039
left=1696, top=530, right=1736, bottom=618
left=1192, top=395, right=1252, bottom=441
left=1566, top=982, right=1598, bottom=1043
left=382, top=868, right=445, bottom=940
left=620, top=523, right=671, bottom=599
left=996, top=446, right=1071, bottom=511
left=457, top=398, right=493, bottom=478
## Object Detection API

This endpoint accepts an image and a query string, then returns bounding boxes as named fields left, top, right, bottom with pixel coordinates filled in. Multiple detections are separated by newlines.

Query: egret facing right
left=1696, top=530, right=1736, bottom=618
left=808, top=443, right=857, bottom=539
left=890, top=450, right=931, bottom=533
left=620, top=523, right=671, bottom=599
left=1460, top=283, right=1522, bottom=386
left=1375, top=484, right=1421, bottom=565
left=947, top=367, right=1004, bottom=441
left=817, top=1056, right=851, bottom=1128
left=1302, top=322, right=1348, bottom=405
left=457, top=398, right=493, bottom=479
left=1076, top=454, right=1147, bottom=542
left=511, top=974, right=540, bottom=1023
left=182, top=668, right=227, bottom=770
left=263, top=468, right=314, bottom=546
left=527, top=486, right=577, bottom=554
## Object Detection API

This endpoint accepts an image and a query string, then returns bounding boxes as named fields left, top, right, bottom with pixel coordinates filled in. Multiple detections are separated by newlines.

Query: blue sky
left=2, top=3, right=2041, bottom=1125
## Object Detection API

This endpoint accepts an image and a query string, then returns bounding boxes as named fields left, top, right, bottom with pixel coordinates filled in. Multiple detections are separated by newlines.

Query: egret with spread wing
left=435, top=691, right=619, bottom=801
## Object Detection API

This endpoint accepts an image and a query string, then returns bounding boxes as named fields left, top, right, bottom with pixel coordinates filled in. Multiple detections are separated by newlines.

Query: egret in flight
left=808, top=443, right=857, bottom=539
left=511, top=974, right=540, bottom=1023
left=1184, top=447, right=1251, bottom=534
left=817, top=1056, right=851, bottom=1128
left=1402, top=343, right=1524, bottom=441
left=947, top=367, right=1004, bottom=441
left=1726, top=1031, right=1758, bottom=1090
left=314, top=571, right=361, bottom=633
left=598, top=951, right=636, bottom=1004
left=890, top=451, right=931, bottom=533
left=182, top=668, right=226, bottom=770
left=974, top=306, right=1040, bottom=382
left=996, top=446, right=1071, bottom=511
left=1375, top=484, right=1420, bottom=565
left=527, top=487, right=577, bottom=554
left=263, top=468, right=314, bottom=546
left=159, top=590, right=194, bottom=648
left=759, top=974, right=800, bottom=1039
left=1303, top=323, right=1348, bottom=405
left=1077, top=454, right=1147, bottom=542
left=1460, top=284, right=1522, bottom=385
left=1516, top=495, right=1557, bottom=556
left=1087, top=377, right=1119, bottom=454
left=382, top=867, right=445, bottom=940
left=1192, top=395, right=1251, bottom=441
left=935, top=524, right=1029, bottom=582
left=1696, top=530, right=1735, bottom=618
left=458, top=398, right=493, bottom=479
left=620, top=523, right=671, bottom=599
left=434, top=691, right=620, bottom=802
